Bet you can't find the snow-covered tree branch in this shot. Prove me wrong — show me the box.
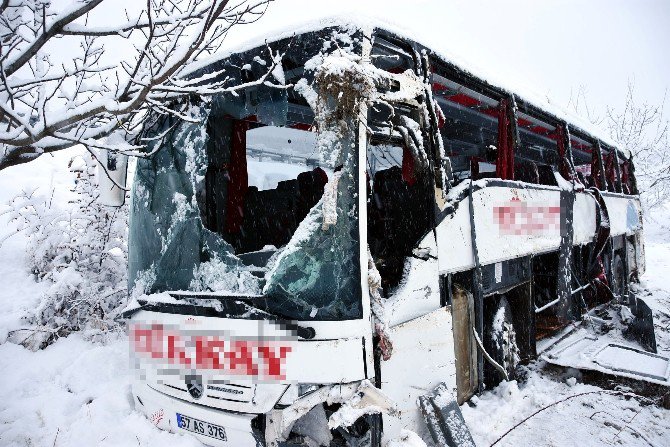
[569,82,669,209]
[604,83,669,209]
[0,0,274,170]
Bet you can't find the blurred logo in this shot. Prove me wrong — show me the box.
[130,323,293,380]
[149,409,164,425]
[494,198,560,235]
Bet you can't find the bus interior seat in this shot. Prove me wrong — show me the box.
[574,171,584,185]
[297,168,328,216]
[238,167,327,254]
[476,171,498,180]
[584,174,594,188]
[537,164,558,186]
[514,160,540,184]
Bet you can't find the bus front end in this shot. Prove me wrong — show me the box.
[124,27,389,446]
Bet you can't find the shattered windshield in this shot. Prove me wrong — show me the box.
[128,93,362,321]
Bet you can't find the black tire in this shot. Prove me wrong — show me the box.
[484,296,520,386]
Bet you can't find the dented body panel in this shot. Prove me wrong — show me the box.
[380,308,458,444]
[436,182,642,275]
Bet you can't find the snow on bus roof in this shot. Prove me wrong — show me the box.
[185,15,628,157]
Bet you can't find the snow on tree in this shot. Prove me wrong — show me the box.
[0,0,274,171]
[604,84,669,210]
[568,82,669,209]
[1,152,128,349]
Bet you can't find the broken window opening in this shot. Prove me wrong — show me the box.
[201,116,330,260]
[602,148,620,193]
[620,159,635,195]
[430,74,502,185]
[367,138,433,293]
[570,134,598,188]
[514,110,564,186]
[130,90,362,320]
[371,35,415,74]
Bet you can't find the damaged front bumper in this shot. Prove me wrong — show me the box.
[133,381,262,446]
[132,379,396,447]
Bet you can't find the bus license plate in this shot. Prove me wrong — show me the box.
[176,413,227,441]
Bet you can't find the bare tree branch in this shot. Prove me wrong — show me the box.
[568,80,669,209]
[0,0,276,170]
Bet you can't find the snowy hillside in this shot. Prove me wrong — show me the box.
[1,153,669,447]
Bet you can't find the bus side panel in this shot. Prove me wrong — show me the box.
[603,195,643,237]
[436,185,609,275]
[380,307,457,445]
[435,193,475,274]
[472,186,562,265]
[437,186,564,274]
[573,192,598,244]
[636,230,646,276]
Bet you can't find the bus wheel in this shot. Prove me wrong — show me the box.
[611,254,626,301]
[485,296,520,385]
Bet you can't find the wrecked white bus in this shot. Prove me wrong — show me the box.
[120,21,651,446]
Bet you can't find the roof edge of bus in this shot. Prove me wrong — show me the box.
[182,15,630,159]
[182,15,377,77]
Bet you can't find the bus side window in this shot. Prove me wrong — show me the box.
[600,147,635,194]
[620,158,636,194]
[367,142,433,292]
[571,135,596,188]
[431,75,546,185]
[603,148,618,192]
[431,74,500,184]
[515,110,561,186]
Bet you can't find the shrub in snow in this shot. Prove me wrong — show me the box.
[3,153,128,349]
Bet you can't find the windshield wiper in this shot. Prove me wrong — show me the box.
[123,293,316,340]
[228,296,317,340]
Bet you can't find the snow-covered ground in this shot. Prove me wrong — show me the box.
[637,203,670,358]
[1,154,669,446]
[461,367,670,446]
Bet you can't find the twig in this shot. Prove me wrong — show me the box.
[52,427,60,447]
[590,409,655,447]
[489,390,654,446]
